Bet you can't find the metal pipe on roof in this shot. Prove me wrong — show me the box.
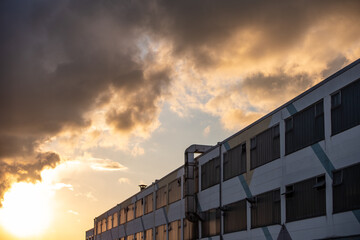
[184,144,213,222]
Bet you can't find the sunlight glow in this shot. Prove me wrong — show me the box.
[0,182,53,238]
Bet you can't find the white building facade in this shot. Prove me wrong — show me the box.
[86,59,360,240]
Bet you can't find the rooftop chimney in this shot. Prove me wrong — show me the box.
[139,184,147,191]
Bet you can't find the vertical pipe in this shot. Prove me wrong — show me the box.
[184,145,213,222]
[218,142,223,240]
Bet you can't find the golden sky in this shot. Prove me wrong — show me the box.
[1,0,360,239]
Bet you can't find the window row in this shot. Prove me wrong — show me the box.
[202,79,360,189]
[119,228,152,240]
[95,178,182,234]
[215,189,280,236]
[95,162,359,238]
[205,163,360,237]
[116,219,196,240]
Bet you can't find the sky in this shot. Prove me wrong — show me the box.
[0,0,360,239]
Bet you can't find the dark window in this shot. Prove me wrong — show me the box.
[250,124,280,169]
[168,178,181,204]
[223,143,246,181]
[155,224,166,240]
[168,220,181,240]
[201,208,220,238]
[224,199,247,233]
[285,100,325,155]
[333,163,360,213]
[286,175,326,222]
[156,186,167,209]
[251,189,280,228]
[184,219,198,240]
[201,157,220,190]
[331,78,360,135]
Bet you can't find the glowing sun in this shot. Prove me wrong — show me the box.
[0,182,53,238]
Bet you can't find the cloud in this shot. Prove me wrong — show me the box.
[203,126,211,137]
[156,0,360,130]
[131,144,145,157]
[0,152,60,206]
[240,72,314,111]
[0,0,170,203]
[154,0,360,69]
[52,183,74,191]
[1,0,360,206]
[118,178,130,184]
[90,158,127,172]
[221,109,264,131]
[67,210,79,215]
[75,192,98,202]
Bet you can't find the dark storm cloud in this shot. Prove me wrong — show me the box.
[241,72,314,107]
[106,67,171,133]
[0,0,169,150]
[154,0,360,68]
[321,55,348,79]
[0,0,169,202]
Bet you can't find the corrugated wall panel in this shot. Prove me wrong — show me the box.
[201,157,220,190]
[145,228,153,240]
[145,193,153,214]
[168,220,181,240]
[251,189,280,228]
[285,100,324,155]
[250,125,280,169]
[224,143,246,181]
[155,224,166,240]
[333,163,360,213]
[201,208,220,238]
[184,219,197,240]
[332,78,360,135]
[168,178,181,204]
[286,176,326,222]
[224,199,247,233]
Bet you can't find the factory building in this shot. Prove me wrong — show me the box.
[86,58,360,240]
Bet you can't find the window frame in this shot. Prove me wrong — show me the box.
[201,156,221,190]
[331,90,342,109]
[332,163,360,214]
[250,188,281,229]
[285,174,326,222]
[285,100,325,155]
[223,142,246,181]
